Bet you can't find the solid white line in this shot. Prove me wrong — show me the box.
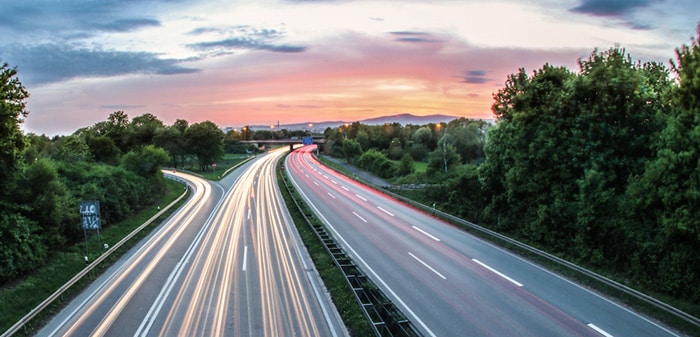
[587,323,614,337]
[242,246,248,271]
[341,186,349,191]
[355,194,367,201]
[472,259,523,287]
[412,226,440,241]
[327,192,336,199]
[409,252,447,280]
[377,206,394,217]
[352,211,367,223]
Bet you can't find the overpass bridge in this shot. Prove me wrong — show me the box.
[242,136,325,151]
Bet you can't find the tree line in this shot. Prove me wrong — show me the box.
[324,31,700,305]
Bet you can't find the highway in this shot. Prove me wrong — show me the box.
[286,145,679,337]
[38,148,343,337]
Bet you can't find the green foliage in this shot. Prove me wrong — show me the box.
[185,120,224,171]
[0,212,45,282]
[341,138,362,163]
[0,63,29,190]
[86,135,120,165]
[357,149,396,178]
[396,152,415,176]
[121,145,170,177]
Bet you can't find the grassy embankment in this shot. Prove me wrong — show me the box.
[0,178,188,336]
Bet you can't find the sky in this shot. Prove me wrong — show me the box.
[1,0,698,135]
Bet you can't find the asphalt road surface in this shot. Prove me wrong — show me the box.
[286,145,679,337]
[37,148,344,337]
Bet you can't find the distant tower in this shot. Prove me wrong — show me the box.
[277,120,280,129]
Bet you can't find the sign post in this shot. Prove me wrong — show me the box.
[80,201,101,262]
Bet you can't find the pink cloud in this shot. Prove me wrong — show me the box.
[24,31,588,134]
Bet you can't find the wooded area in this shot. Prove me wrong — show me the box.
[324,32,700,307]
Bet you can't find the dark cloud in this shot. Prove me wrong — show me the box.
[188,26,307,53]
[571,0,652,16]
[461,70,491,84]
[0,1,163,39]
[390,31,440,43]
[94,18,161,32]
[189,37,306,52]
[2,44,199,86]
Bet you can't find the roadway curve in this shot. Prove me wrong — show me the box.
[286,145,679,337]
[38,149,344,337]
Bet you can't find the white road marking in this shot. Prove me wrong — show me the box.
[412,226,440,241]
[352,211,367,223]
[247,208,251,220]
[408,252,446,280]
[289,177,438,337]
[377,206,394,216]
[341,186,349,191]
[355,194,367,201]
[472,259,523,287]
[587,323,614,337]
[242,246,248,271]
[327,192,336,199]
[331,180,338,184]
[313,181,319,186]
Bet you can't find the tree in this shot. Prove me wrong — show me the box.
[624,28,700,300]
[0,63,29,192]
[54,135,91,163]
[127,113,164,148]
[388,137,404,160]
[154,126,186,167]
[121,145,170,177]
[356,130,369,151]
[104,111,130,152]
[396,152,415,176]
[342,139,362,164]
[87,135,120,165]
[185,121,224,171]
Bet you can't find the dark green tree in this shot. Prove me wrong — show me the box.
[342,139,362,164]
[121,145,170,177]
[185,121,224,171]
[396,152,415,176]
[0,63,29,192]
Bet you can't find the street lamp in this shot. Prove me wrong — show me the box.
[436,123,447,173]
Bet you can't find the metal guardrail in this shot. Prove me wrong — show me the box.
[318,155,700,329]
[1,177,189,337]
[280,166,422,337]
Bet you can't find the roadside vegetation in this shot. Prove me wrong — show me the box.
[1,25,699,337]
[320,31,700,334]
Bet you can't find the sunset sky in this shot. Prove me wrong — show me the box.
[1,0,698,135]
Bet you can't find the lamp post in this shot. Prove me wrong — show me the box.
[436,123,447,173]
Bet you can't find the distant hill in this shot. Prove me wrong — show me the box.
[242,113,463,132]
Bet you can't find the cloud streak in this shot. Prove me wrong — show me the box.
[3,44,199,86]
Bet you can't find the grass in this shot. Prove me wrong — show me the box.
[0,178,189,336]
[179,153,253,180]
